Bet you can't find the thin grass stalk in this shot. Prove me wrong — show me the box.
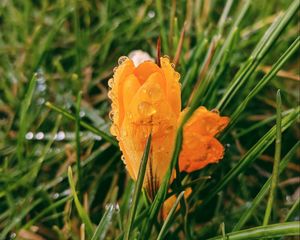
[45,101,118,146]
[263,90,282,225]
[156,191,185,240]
[75,91,82,200]
[208,221,300,240]
[124,134,152,240]
[17,74,37,165]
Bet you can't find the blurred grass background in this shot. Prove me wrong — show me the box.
[0,0,299,239]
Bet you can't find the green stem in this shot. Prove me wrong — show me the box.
[263,90,282,225]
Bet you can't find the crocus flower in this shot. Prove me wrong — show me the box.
[108,56,229,200]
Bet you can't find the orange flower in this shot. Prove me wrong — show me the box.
[108,56,229,199]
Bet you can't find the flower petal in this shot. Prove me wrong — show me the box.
[109,59,135,136]
[179,107,229,173]
[161,57,181,117]
[122,74,141,115]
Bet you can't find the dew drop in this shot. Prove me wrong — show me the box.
[211,108,219,114]
[121,155,126,162]
[108,78,114,88]
[138,102,156,117]
[113,67,118,73]
[118,56,129,65]
[147,85,161,101]
[10,233,16,239]
[171,63,175,68]
[174,72,180,80]
[109,111,114,120]
[35,132,44,140]
[163,55,170,60]
[25,132,34,140]
[110,124,118,136]
[56,131,65,141]
[107,91,114,99]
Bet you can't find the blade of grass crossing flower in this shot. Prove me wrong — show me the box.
[141,107,197,238]
[217,0,299,111]
[201,107,299,206]
[45,101,118,146]
[124,134,152,240]
[75,91,82,200]
[91,204,115,240]
[263,90,282,226]
[285,198,300,222]
[68,166,94,238]
[141,125,184,238]
[156,191,185,240]
[222,37,300,137]
[17,74,37,165]
[208,222,300,240]
[232,141,299,231]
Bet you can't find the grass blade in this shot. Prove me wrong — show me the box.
[91,204,116,240]
[208,221,300,240]
[124,134,152,240]
[45,101,118,146]
[285,198,300,222]
[75,91,82,200]
[157,191,185,240]
[263,90,282,225]
[68,166,94,238]
[17,74,37,164]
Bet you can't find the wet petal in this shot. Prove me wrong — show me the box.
[161,57,181,117]
[109,59,135,136]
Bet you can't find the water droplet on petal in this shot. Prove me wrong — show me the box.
[138,102,156,117]
[147,85,161,101]
[211,108,219,114]
[110,124,118,136]
[113,67,118,73]
[121,155,126,162]
[171,63,175,68]
[118,56,129,65]
[108,78,114,88]
[109,111,114,120]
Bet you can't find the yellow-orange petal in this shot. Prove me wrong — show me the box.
[109,58,135,136]
[162,188,192,220]
[122,74,141,115]
[179,136,224,172]
[161,57,181,117]
[178,106,229,173]
[133,61,165,88]
[119,73,177,190]
[183,106,229,137]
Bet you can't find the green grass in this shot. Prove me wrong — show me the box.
[0,0,299,239]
